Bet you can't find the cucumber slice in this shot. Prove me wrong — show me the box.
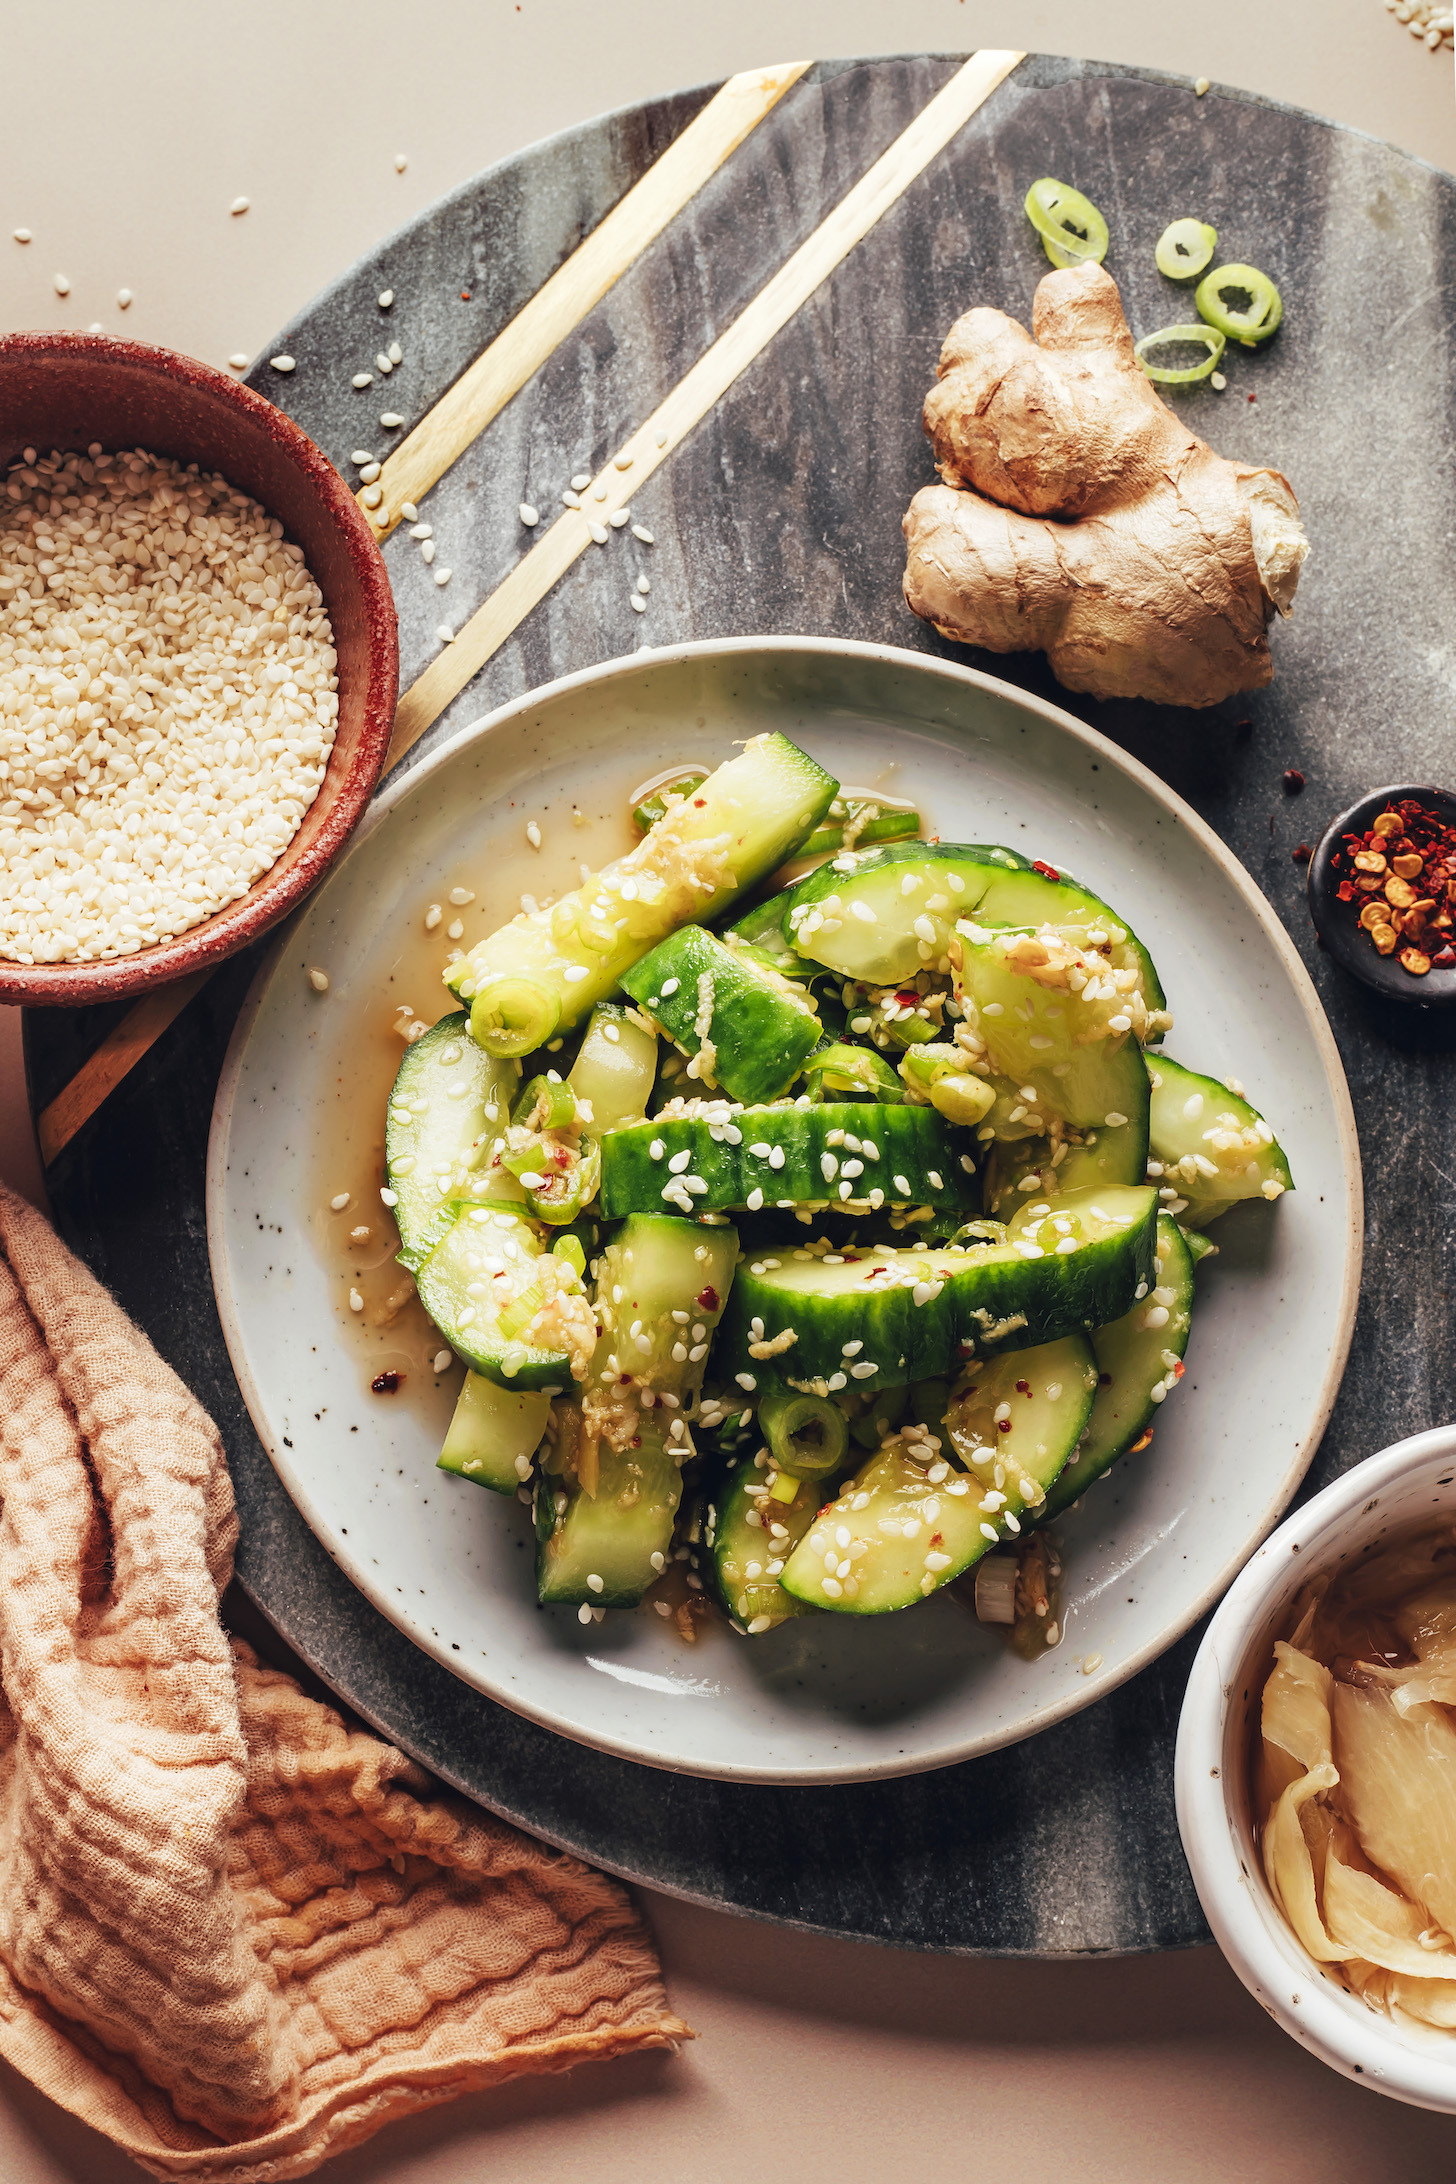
[804,1043,905,1102]
[385,1013,518,1271]
[1040,1213,1194,1520]
[415,1206,596,1391]
[955,925,1158,1131]
[450,732,838,1053]
[437,1372,551,1494]
[782,842,1166,1019]
[702,1458,827,1631]
[779,1333,1096,1614]
[723,888,814,979]
[621,925,821,1105]
[1146,1055,1293,1227]
[598,1100,977,1221]
[983,1109,1150,1216]
[715,1183,1159,1397]
[535,1215,738,1606]
[566,1003,659,1132]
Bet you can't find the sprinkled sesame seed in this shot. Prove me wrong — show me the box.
[228,352,249,370]
[577,1604,593,1624]
[400,502,419,522]
[52,272,70,295]
[117,287,132,307]
[12,228,31,243]
[609,509,630,528]
[394,152,408,172]
[526,820,541,848]
[361,484,383,508]
[348,1288,364,1313]
[352,371,373,388]
[436,624,454,644]
[378,289,394,307]
[380,411,404,428]
[632,523,655,544]
[359,461,381,483]
[271,354,296,372]
[519,502,539,526]
[589,522,609,545]
[433,566,452,586]
[230,196,250,215]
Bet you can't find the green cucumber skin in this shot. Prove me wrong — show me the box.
[620,925,821,1106]
[1146,1054,1293,1226]
[981,1048,1151,1216]
[715,1184,1159,1397]
[438,1372,551,1494]
[447,732,839,1045]
[598,1101,977,1221]
[385,1014,518,1271]
[956,935,1156,1134]
[566,1003,659,1134]
[535,1216,739,1606]
[415,1207,579,1392]
[780,842,1165,1015]
[701,1459,825,1630]
[1040,1214,1194,1520]
[780,1333,1096,1614]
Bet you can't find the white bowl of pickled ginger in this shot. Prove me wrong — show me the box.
[1178,1423,1456,2110]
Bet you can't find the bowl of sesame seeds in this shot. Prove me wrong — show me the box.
[0,331,398,1003]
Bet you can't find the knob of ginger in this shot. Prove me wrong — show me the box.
[902,263,1308,708]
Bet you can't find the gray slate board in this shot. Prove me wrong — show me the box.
[25,53,1456,1954]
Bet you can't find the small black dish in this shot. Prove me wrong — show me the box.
[1308,783,1456,1008]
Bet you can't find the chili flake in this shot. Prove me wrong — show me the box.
[1332,796,1456,977]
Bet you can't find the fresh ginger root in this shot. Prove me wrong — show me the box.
[902,263,1308,707]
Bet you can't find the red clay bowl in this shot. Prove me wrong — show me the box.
[0,332,398,1006]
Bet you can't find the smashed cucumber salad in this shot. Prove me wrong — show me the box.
[383,732,1292,1639]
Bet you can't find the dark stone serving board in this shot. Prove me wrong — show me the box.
[25,55,1456,1955]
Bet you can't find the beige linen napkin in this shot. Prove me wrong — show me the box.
[0,1183,687,2179]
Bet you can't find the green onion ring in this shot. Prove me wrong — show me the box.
[758,1391,849,1481]
[1194,263,1283,346]
[1155,218,1217,281]
[1134,324,1227,386]
[469,974,562,1057]
[1023,178,1110,270]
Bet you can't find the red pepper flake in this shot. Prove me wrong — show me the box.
[696,1286,720,1312]
[693,797,706,807]
[1335,796,1456,977]
[370,1370,403,1394]
[460,290,472,301]
[894,990,921,1009]
[1098,1372,1114,1387]
[1129,1427,1155,1452]
[1247,392,1257,403]
[1172,1360,1186,1380]
[997,1417,1011,1432]
[1031,859,1061,882]
[1015,1379,1032,1397]
[1282,769,1305,794]
[1292,843,1311,863]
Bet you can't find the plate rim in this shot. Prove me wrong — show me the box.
[207,632,1364,1784]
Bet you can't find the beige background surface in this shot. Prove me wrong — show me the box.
[1,5,1453,2178]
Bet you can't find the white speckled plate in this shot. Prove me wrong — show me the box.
[207,637,1361,1783]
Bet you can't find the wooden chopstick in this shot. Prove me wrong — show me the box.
[362,63,812,544]
[37,49,1026,1165]
[387,49,1025,769]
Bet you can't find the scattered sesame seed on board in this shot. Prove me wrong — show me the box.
[52,273,69,295]
[227,353,249,370]
[519,503,539,527]
[435,624,454,644]
[1193,75,1210,94]
[400,501,418,521]
[12,229,31,243]
[378,289,394,308]
[375,352,393,375]
[629,595,646,613]
[394,152,408,172]
[116,288,132,307]
[433,567,452,587]
[632,523,655,544]
[271,354,295,372]
[380,412,403,428]
[636,575,651,594]
[352,371,373,388]
[229,195,250,215]
[589,523,608,546]
[571,473,591,492]
[419,538,435,562]
[388,341,403,365]
[359,462,381,483]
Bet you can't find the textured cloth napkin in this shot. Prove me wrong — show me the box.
[0,1183,687,2179]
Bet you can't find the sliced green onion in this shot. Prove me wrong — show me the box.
[552,1232,587,1278]
[1134,323,1227,386]
[1024,178,1109,270]
[1195,263,1283,347]
[511,1074,579,1130]
[799,804,922,858]
[896,1042,996,1125]
[1155,219,1217,281]
[801,1042,905,1102]
[631,769,707,831]
[503,1134,600,1226]
[470,975,561,1057]
[497,1280,545,1343]
[759,1392,849,1481]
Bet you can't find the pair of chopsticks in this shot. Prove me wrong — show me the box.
[36,50,1025,1167]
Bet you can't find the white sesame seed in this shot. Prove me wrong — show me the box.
[1210,371,1227,390]
[52,272,70,295]
[434,567,452,586]
[228,352,249,369]
[12,228,31,243]
[400,502,418,522]
[589,523,609,545]
[348,1288,364,1312]
[436,624,454,644]
[361,484,383,508]
[269,355,298,373]
[388,341,403,365]
[577,1604,593,1624]
[418,537,435,562]
[352,371,373,388]
[394,152,408,172]
[519,503,539,526]
[609,510,630,528]
[632,523,655,544]
[380,411,404,427]
[230,195,250,215]
[376,353,393,375]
